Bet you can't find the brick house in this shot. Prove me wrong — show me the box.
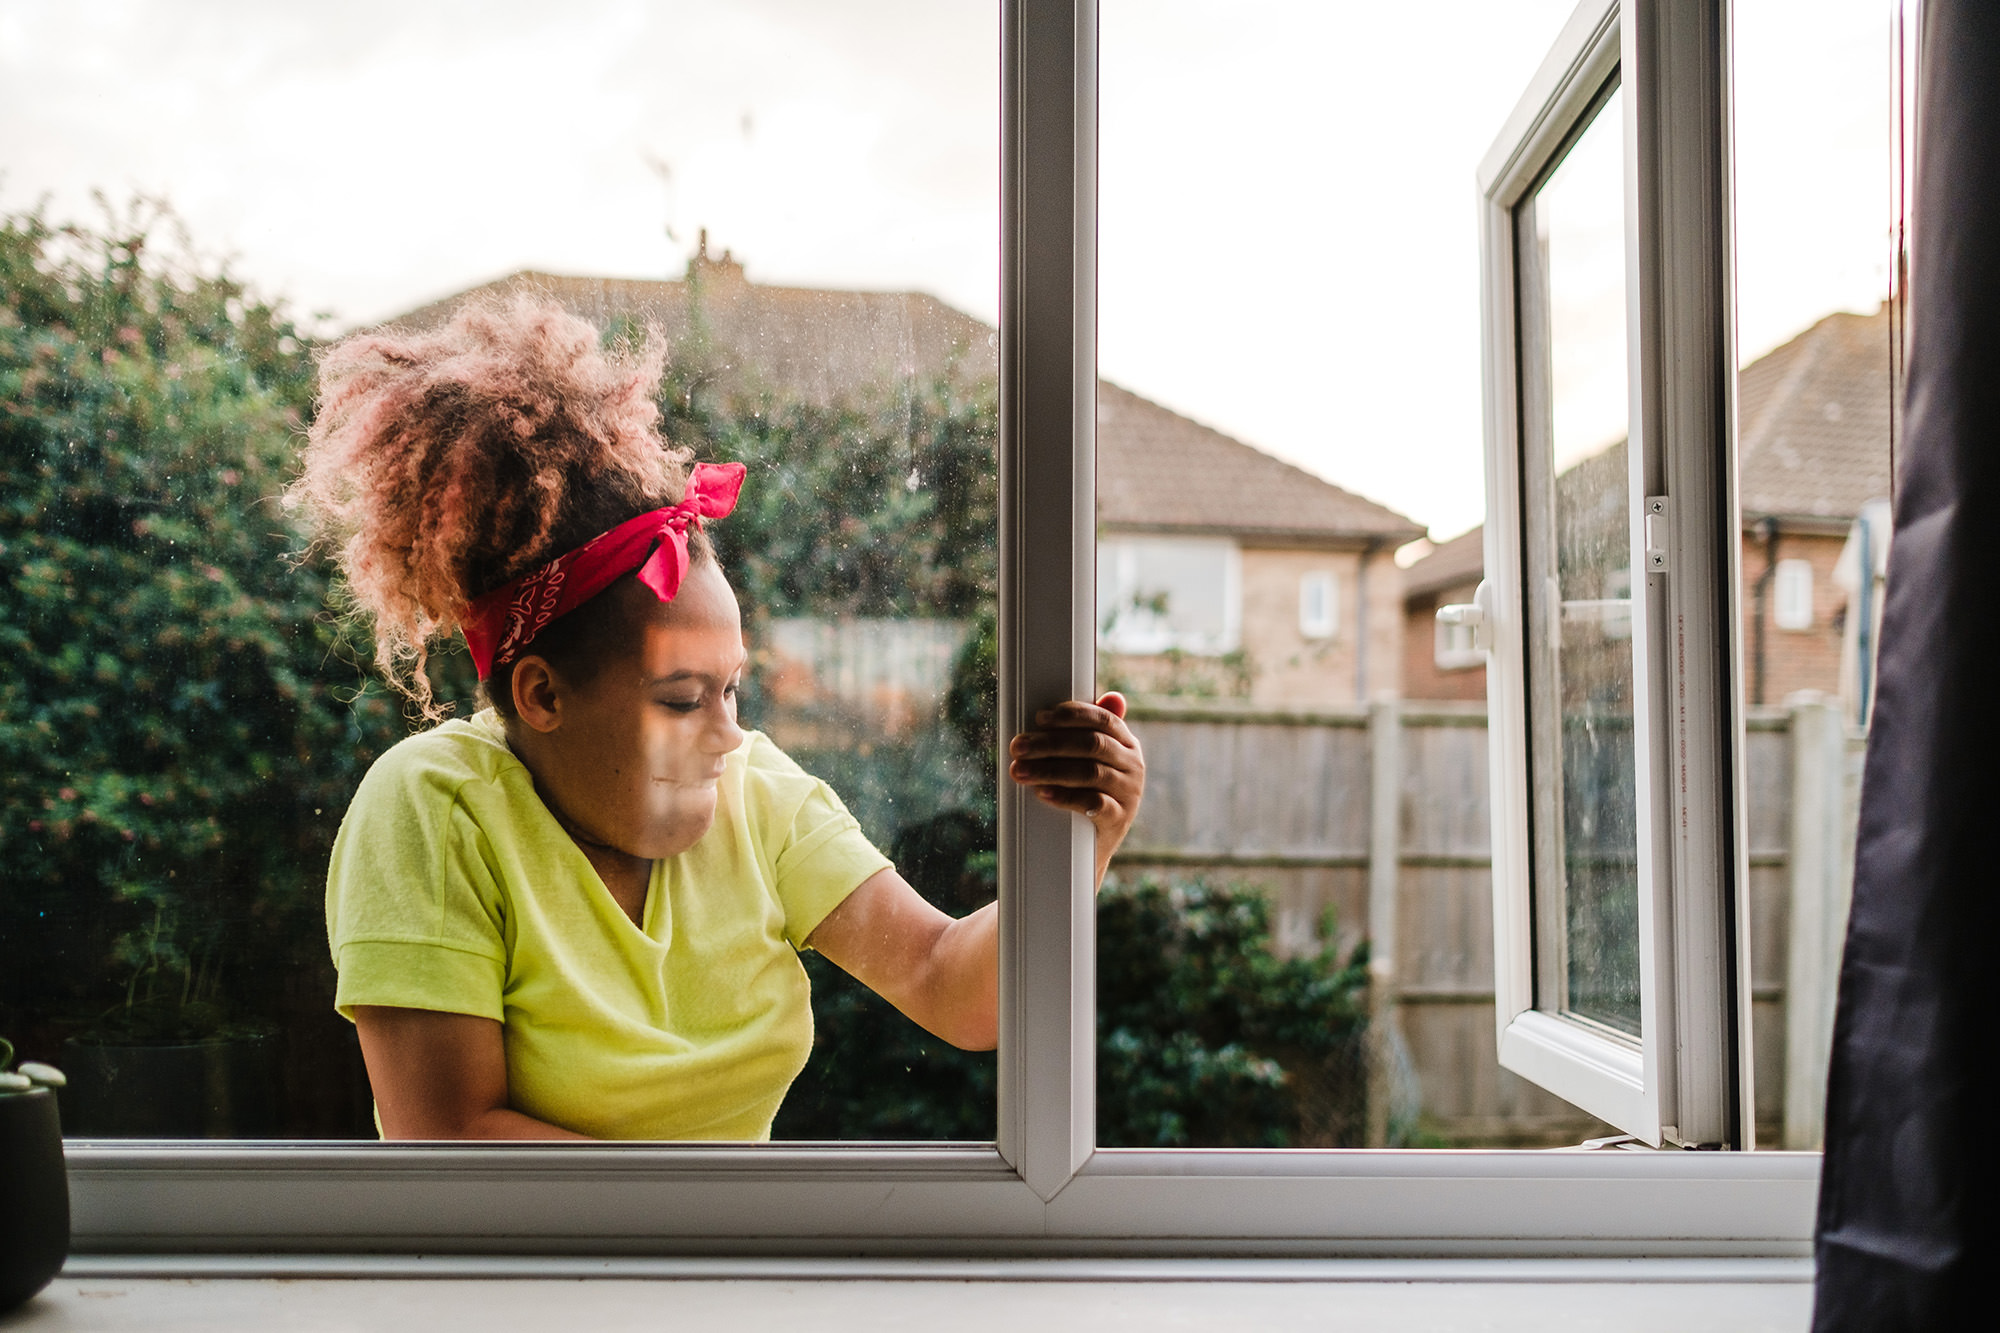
[1400,306,1897,703]
[1095,384,1423,707]
[404,244,1424,709]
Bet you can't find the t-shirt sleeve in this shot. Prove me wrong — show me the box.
[325,750,509,1024]
[750,739,893,949]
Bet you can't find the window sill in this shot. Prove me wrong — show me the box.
[18,1258,1815,1332]
[62,1141,1820,1259]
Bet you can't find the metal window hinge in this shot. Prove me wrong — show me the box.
[1644,495,1670,573]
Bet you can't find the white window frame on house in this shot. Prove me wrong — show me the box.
[65,0,1811,1264]
[1096,534,1243,655]
[1774,558,1814,631]
[1471,0,1754,1150]
[1298,570,1338,640]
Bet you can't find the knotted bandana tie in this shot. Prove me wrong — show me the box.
[459,460,746,680]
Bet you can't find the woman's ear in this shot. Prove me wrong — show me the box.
[510,656,565,733]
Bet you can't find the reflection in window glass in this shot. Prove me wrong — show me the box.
[1508,83,1644,1040]
[0,2,998,1142]
[1773,559,1815,630]
[1735,0,1905,1150]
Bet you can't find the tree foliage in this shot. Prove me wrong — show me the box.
[656,353,999,624]
[0,202,403,1058]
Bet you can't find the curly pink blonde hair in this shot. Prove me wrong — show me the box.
[289,296,694,711]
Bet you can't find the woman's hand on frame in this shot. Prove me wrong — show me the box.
[1007,691,1145,887]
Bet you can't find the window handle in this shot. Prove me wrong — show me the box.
[1436,579,1495,653]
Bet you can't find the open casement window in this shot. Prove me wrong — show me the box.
[1467,0,1753,1148]
[62,0,1814,1260]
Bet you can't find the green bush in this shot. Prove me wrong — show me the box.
[0,203,399,1122]
[1097,875,1370,1147]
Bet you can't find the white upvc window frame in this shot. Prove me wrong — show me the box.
[66,0,1810,1261]
[1476,0,1753,1150]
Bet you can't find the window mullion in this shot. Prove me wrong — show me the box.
[1624,0,1749,1149]
[998,0,1099,1200]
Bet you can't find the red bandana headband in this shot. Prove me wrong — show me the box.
[460,460,747,680]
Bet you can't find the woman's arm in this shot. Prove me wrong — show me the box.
[808,691,1145,1050]
[808,870,996,1050]
[352,1005,588,1140]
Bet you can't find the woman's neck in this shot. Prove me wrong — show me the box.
[503,716,652,926]
[575,839,652,927]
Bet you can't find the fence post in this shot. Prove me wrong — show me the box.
[1366,699,1403,1147]
[1784,698,1855,1149]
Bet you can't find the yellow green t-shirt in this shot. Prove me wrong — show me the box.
[324,710,890,1140]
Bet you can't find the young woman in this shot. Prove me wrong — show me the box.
[292,299,1143,1140]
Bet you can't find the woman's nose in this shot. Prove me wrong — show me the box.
[706,701,746,753]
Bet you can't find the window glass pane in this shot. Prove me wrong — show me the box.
[0,1,997,1143]
[1520,86,1642,1039]
[1734,0,1905,1149]
[1098,0,1601,1149]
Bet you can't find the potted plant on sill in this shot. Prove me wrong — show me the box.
[0,1038,69,1313]
[60,900,278,1139]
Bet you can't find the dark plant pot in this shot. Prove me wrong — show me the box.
[60,1036,278,1139]
[0,1088,70,1313]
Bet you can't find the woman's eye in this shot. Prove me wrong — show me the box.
[661,699,702,714]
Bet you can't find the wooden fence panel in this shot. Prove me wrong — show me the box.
[1398,716,1491,859]
[1123,715,1370,859]
[1395,866,1493,994]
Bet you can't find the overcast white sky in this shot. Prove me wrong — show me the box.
[0,0,1900,540]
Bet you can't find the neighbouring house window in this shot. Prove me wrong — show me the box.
[1298,571,1338,640]
[1774,558,1814,630]
[1096,536,1241,656]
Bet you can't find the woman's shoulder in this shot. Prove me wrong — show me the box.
[735,729,807,781]
[353,709,521,811]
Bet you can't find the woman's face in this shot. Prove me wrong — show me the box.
[522,561,748,861]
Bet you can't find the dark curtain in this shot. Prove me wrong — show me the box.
[1813,2,2000,1326]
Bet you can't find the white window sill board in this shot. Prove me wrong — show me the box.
[11,1259,1814,1332]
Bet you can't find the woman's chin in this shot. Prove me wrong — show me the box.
[640,799,719,859]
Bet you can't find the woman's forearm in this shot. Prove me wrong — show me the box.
[920,900,998,1051]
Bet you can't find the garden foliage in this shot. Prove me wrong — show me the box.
[0,203,403,1068]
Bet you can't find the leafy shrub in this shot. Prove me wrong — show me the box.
[0,202,396,1128]
[1097,875,1370,1148]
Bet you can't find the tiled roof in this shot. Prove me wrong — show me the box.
[1397,306,1898,603]
[1095,381,1424,545]
[394,262,1421,545]
[1401,525,1485,599]
[1738,306,1897,522]
[391,260,998,408]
